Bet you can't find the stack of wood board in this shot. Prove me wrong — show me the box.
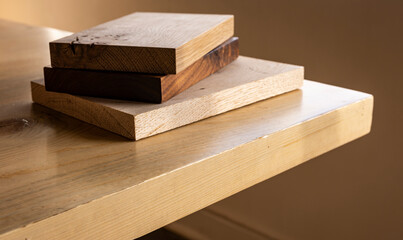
[45,37,239,103]
[46,12,237,103]
[32,12,305,140]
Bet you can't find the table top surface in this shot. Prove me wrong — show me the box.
[0,19,373,240]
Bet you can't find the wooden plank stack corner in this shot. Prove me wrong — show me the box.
[32,12,304,140]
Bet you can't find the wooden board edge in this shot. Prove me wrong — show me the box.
[176,15,234,73]
[134,67,304,140]
[160,36,239,102]
[0,93,373,240]
[49,42,177,74]
[43,65,165,103]
[31,81,136,140]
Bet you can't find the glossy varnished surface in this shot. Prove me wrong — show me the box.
[0,20,373,239]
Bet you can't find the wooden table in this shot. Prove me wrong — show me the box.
[0,20,373,240]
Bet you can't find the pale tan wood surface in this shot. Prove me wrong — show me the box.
[50,12,234,74]
[0,20,373,240]
[32,56,304,140]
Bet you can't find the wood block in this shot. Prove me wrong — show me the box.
[44,37,239,103]
[49,12,234,74]
[32,56,304,140]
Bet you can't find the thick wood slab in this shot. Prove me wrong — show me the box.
[3,81,374,240]
[50,12,234,74]
[33,56,304,140]
[44,37,239,103]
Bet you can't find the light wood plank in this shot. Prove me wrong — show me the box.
[50,12,234,74]
[33,56,304,140]
[1,81,373,240]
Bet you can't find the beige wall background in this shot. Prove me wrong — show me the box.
[1,0,402,239]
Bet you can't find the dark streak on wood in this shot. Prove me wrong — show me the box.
[0,118,34,134]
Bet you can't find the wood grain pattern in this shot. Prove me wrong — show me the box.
[34,56,304,140]
[2,82,374,240]
[49,12,234,74]
[0,20,373,240]
[44,37,239,103]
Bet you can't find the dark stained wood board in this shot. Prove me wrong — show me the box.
[44,37,239,103]
[49,12,234,74]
